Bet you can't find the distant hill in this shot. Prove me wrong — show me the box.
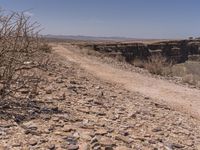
[43,34,160,42]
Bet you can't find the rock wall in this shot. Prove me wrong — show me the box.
[83,40,200,63]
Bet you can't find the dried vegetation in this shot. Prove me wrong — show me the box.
[0,10,51,112]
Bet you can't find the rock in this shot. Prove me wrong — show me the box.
[165,143,185,149]
[80,133,92,141]
[99,137,116,147]
[93,145,101,150]
[67,145,79,150]
[79,143,90,150]
[0,122,15,128]
[94,111,106,116]
[196,145,200,150]
[152,127,162,132]
[46,89,52,94]
[23,121,38,131]
[90,137,98,144]
[54,131,67,136]
[0,146,7,150]
[105,146,114,150]
[115,135,133,144]
[12,143,21,147]
[52,117,59,122]
[128,112,137,118]
[47,144,56,150]
[82,119,89,125]
[63,136,77,145]
[94,100,103,105]
[61,143,69,149]
[90,137,101,150]
[40,138,48,143]
[59,93,66,100]
[63,125,75,132]
[115,146,132,150]
[95,129,108,135]
[91,142,100,149]
[77,108,90,114]
[70,80,78,84]
[29,139,38,146]
[119,130,129,136]
[185,140,193,146]
[20,89,29,94]
[73,132,80,139]
[56,78,64,83]
[44,128,50,134]
[171,143,184,148]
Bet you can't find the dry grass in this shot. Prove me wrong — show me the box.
[172,61,200,87]
[144,54,172,75]
[131,58,145,68]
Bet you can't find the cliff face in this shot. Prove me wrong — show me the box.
[148,40,200,62]
[83,40,200,63]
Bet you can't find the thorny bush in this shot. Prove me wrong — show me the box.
[0,10,51,101]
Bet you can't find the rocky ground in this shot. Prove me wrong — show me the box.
[0,50,200,150]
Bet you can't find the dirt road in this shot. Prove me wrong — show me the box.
[53,44,200,119]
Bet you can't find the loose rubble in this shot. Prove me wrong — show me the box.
[0,52,200,150]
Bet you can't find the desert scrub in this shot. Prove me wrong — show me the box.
[40,43,52,53]
[131,57,145,68]
[172,61,200,87]
[144,54,172,75]
[0,10,50,100]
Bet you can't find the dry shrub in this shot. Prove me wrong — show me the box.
[182,74,199,86]
[171,64,187,77]
[114,54,125,62]
[0,10,50,100]
[171,61,200,87]
[144,54,172,75]
[131,58,145,68]
[40,42,52,53]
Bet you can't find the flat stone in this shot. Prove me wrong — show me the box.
[12,143,21,147]
[115,146,132,150]
[63,125,75,132]
[93,145,101,150]
[54,131,67,136]
[73,132,80,139]
[91,142,100,149]
[172,143,184,148]
[67,144,79,150]
[80,132,92,141]
[152,127,162,132]
[105,147,114,150]
[196,145,200,150]
[23,122,38,130]
[95,129,108,135]
[63,136,77,145]
[115,135,133,144]
[99,137,116,147]
[56,78,64,83]
[90,137,98,144]
[79,143,90,150]
[47,144,55,150]
[46,89,52,94]
[29,139,38,146]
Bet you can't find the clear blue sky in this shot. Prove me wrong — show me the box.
[1,0,200,39]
